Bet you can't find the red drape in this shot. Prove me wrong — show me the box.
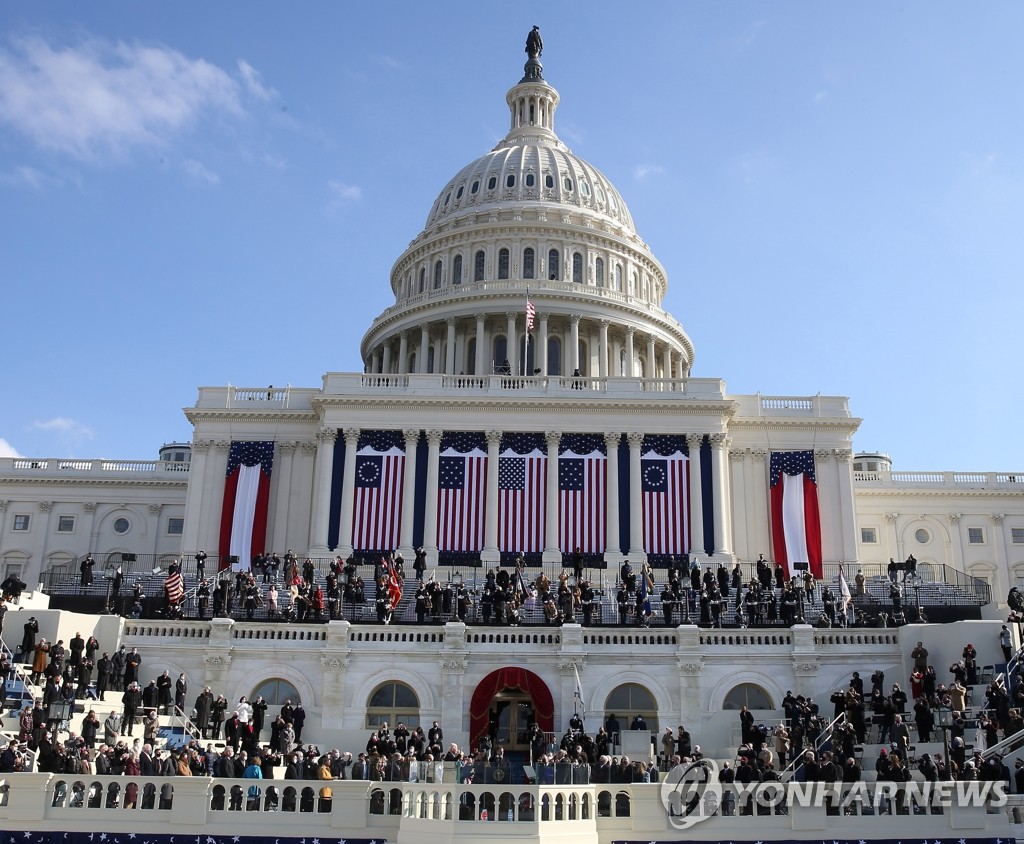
[469,666,553,749]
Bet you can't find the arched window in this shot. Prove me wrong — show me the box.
[595,258,605,287]
[604,683,658,732]
[466,338,477,375]
[523,248,535,279]
[506,174,516,188]
[572,252,583,283]
[547,337,562,376]
[367,681,420,729]
[474,250,485,282]
[578,339,588,376]
[492,336,508,372]
[498,248,510,280]
[251,678,301,707]
[614,264,623,292]
[525,173,535,187]
[722,683,773,711]
[545,174,554,189]
[433,260,442,289]
[547,249,560,280]
[453,254,463,285]
[427,346,435,373]
[487,176,497,190]
[418,267,425,293]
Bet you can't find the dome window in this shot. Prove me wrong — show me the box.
[474,250,485,282]
[572,252,583,283]
[498,248,510,280]
[545,174,554,189]
[548,249,560,280]
[563,177,573,192]
[418,268,426,293]
[434,260,443,289]
[525,173,535,187]
[506,174,516,188]
[453,254,463,285]
[608,193,617,211]
[444,192,451,206]
[487,176,497,191]
[581,181,591,197]
[596,186,606,202]
[456,186,464,200]
[595,257,605,287]
[523,248,535,280]
[471,180,480,194]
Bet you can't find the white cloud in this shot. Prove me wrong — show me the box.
[374,54,403,70]
[182,158,220,186]
[30,416,94,450]
[0,164,60,190]
[327,180,362,207]
[0,438,21,458]
[237,59,275,101]
[633,164,665,181]
[0,35,242,160]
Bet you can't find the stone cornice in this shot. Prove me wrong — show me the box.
[0,477,190,490]
[183,409,319,425]
[854,487,1024,499]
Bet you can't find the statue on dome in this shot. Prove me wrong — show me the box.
[526,26,543,59]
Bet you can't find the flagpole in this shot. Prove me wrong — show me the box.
[523,286,530,378]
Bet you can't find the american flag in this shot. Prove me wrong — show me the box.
[526,295,536,331]
[218,440,275,570]
[164,571,184,604]
[770,450,822,578]
[499,432,546,553]
[641,435,690,555]
[558,434,606,553]
[352,430,406,551]
[437,432,487,551]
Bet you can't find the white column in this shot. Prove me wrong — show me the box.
[646,334,656,381]
[181,439,211,555]
[627,432,645,557]
[834,449,859,563]
[538,315,549,375]
[370,350,381,374]
[271,441,296,552]
[474,313,486,375]
[543,431,561,562]
[381,340,392,374]
[207,441,231,555]
[337,428,360,557]
[308,428,338,556]
[398,331,409,375]
[482,430,502,563]
[708,434,732,560]
[604,432,621,563]
[398,429,420,558]
[570,314,581,373]
[624,326,635,378]
[418,325,429,374]
[506,312,518,375]
[423,430,443,561]
[445,319,456,375]
[729,448,749,562]
[686,434,705,558]
[599,319,609,379]
[750,450,770,558]
[662,347,672,385]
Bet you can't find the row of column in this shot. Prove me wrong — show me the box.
[309,427,733,564]
[366,315,688,379]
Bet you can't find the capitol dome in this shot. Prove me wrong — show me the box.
[361,37,695,382]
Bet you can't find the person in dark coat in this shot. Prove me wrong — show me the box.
[20,618,38,662]
[156,671,173,715]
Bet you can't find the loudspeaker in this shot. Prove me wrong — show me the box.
[122,553,137,563]
[225,556,239,566]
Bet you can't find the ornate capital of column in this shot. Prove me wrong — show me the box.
[278,441,297,454]
[626,432,644,448]
[624,325,636,338]
[474,312,487,323]
[685,433,704,450]
[505,312,518,323]
[884,512,899,524]
[426,429,444,446]
[38,501,52,512]
[750,449,767,463]
[545,431,562,448]
[834,449,853,463]
[485,430,503,447]
[599,319,609,330]
[707,433,728,450]
[192,439,212,451]
[214,440,230,453]
[814,448,833,461]
[317,428,338,445]
[947,513,961,524]
[446,317,456,328]
[603,431,621,448]
[82,502,97,513]
[991,513,1006,523]
[569,313,582,325]
[148,503,163,515]
[342,428,360,446]
[300,440,318,455]
[399,329,409,340]
[0,500,8,512]
[403,428,421,446]
[729,448,746,462]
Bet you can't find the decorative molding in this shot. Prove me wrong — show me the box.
[793,660,820,675]
[883,513,899,524]
[626,432,645,448]
[317,428,338,445]
[192,439,212,451]
[676,659,705,675]
[403,428,421,445]
[750,449,767,463]
[729,448,746,462]
[991,513,1006,523]
[202,654,232,668]
[277,441,297,454]
[947,513,962,524]
[426,429,444,446]
[148,503,163,515]
[603,431,621,447]
[439,658,468,673]
[320,656,350,672]
[38,501,52,512]
[707,433,728,449]
[0,500,7,512]
[814,448,833,461]
[685,433,704,450]
[82,502,97,513]
[834,449,853,464]
[342,428,360,445]
[299,440,318,455]
[485,430,503,447]
[557,657,587,674]
[214,441,230,453]
[545,431,562,448]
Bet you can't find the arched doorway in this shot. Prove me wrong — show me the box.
[469,667,553,751]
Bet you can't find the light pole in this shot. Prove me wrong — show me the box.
[935,706,953,771]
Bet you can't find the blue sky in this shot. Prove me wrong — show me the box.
[1,2,1021,470]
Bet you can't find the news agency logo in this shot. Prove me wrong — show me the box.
[660,760,1007,829]
[660,758,722,829]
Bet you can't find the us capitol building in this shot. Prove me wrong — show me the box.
[0,29,1021,844]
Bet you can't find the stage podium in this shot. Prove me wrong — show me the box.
[619,730,654,761]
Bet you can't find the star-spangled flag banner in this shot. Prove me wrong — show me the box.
[640,435,690,555]
[558,433,606,554]
[352,429,406,552]
[218,441,275,571]
[770,450,823,579]
[437,432,487,552]
[498,432,547,553]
